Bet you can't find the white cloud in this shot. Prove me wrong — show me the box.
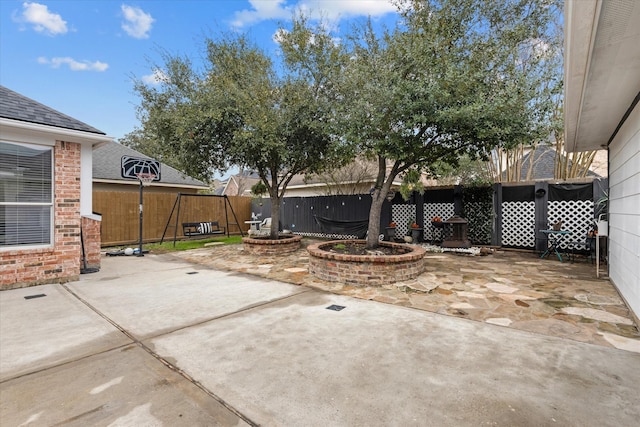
[17,2,68,36]
[141,69,167,85]
[121,5,154,39]
[232,0,291,28]
[38,56,109,72]
[232,0,396,28]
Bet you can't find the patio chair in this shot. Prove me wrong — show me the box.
[248,217,271,237]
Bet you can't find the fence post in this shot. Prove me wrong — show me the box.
[534,182,549,253]
[492,183,502,246]
[415,190,425,227]
[454,185,463,215]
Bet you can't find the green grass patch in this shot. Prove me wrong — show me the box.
[121,235,243,254]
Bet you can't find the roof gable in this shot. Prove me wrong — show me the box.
[0,85,105,135]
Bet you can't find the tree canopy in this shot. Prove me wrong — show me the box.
[127,20,349,238]
[333,0,563,246]
[126,0,562,247]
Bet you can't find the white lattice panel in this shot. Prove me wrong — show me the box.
[297,232,359,240]
[502,201,535,247]
[391,204,416,237]
[423,203,455,241]
[547,200,594,249]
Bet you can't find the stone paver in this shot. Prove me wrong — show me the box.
[172,239,640,352]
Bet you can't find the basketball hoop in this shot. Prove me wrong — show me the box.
[136,173,156,187]
[135,172,155,257]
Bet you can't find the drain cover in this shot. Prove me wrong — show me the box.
[24,294,46,300]
[326,304,345,311]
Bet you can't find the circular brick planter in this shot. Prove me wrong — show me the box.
[242,234,302,255]
[307,240,426,286]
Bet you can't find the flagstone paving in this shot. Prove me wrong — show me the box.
[171,239,640,353]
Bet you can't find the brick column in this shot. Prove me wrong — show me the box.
[81,215,102,270]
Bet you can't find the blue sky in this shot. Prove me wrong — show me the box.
[1,1,400,144]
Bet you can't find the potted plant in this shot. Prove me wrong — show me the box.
[386,221,397,241]
[408,220,422,243]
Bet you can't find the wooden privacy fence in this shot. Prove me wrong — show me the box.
[94,191,252,247]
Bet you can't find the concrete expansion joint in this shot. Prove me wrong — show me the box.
[59,283,260,427]
[0,342,134,384]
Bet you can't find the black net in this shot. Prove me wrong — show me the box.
[548,183,593,202]
[314,215,369,239]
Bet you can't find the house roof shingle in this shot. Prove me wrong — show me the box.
[93,141,207,188]
[519,145,600,181]
[0,85,106,135]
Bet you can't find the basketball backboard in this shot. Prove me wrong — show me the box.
[121,156,161,181]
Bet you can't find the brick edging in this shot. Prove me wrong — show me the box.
[242,235,302,255]
[307,240,426,262]
[307,240,426,286]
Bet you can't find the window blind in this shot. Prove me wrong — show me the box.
[0,141,53,247]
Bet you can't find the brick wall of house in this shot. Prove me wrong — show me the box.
[0,140,83,289]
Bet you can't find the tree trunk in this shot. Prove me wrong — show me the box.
[366,189,386,248]
[269,195,281,240]
[366,159,398,249]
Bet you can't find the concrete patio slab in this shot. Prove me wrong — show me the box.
[148,290,640,426]
[2,250,639,426]
[68,255,308,339]
[0,344,247,426]
[0,284,130,381]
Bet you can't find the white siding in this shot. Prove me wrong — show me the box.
[608,102,640,319]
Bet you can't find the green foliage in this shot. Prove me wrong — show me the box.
[127,1,561,248]
[596,191,609,209]
[595,190,608,216]
[430,155,494,186]
[128,17,352,238]
[338,0,562,247]
[462,186,494,244]
[251,181,268,196]
[399,169,425,201]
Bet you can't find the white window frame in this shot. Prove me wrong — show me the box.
[0,140,54,250]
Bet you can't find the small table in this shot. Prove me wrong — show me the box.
[540,229,572,262]
[245,220,262,232]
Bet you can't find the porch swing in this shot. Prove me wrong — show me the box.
[160,193,244,246]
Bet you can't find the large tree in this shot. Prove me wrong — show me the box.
[330,0,563,247]
[128,21,349,239]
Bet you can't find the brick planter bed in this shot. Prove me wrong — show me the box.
[242,234,302,255]
[307,240,426,286]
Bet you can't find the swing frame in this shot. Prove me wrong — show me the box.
[160,193,245,246]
